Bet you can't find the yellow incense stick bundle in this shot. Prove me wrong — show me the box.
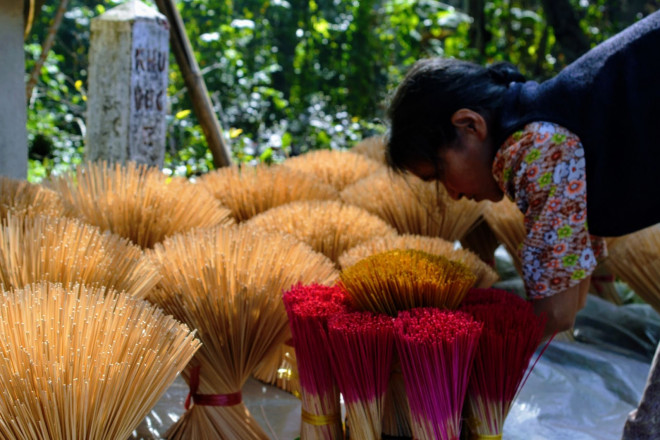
[0,282,200,440]
[282,149,383,191]
[482,198,525,274]
[338,234,498,289]
[245,200,398,264]
[0,214,160,298]
[350,135,387,164]
[53,161,234,248]
[339,249,476,316]
[604,224,660,313]
[341,169,485,241]
[147,226,338,439]
[198,164,339,222]
[0,176,64,220]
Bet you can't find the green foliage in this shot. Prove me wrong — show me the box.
[24,0,651,180]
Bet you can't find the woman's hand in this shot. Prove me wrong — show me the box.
[532,277,591,340]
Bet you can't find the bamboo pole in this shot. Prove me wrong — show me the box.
[154,0,232,168]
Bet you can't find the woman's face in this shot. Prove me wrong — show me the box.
[406,133,504,202]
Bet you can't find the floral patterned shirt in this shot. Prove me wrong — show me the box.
[492,122,607,299]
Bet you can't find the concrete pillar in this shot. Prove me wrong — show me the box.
[0,0,28,179]
[86,0,169,168]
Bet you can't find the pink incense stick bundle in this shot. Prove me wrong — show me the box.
[327,310,395,440]
[394,308,483,440]
[459,288,548,439]
[282,283,350,439]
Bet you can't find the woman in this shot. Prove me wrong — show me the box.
[385,9,660,439]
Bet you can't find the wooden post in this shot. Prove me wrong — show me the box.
[0,0,28,179]
[154,0,233,168]
[86,0,170,168]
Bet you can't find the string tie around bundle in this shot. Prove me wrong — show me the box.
[300,408,341,426]
[466,417,504,439]
[184,366,243,410]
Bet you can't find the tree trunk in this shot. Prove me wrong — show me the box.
[468,0,488,56]
[541,0,590,65]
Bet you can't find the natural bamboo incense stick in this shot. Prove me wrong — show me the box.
[53,160,234,248]
[394,308,482,440]
[339,249,476,316]
[460,288,547,439]
[283,149,383,191]
[147,226,338,439]
[248,200,396,392]
[248,202,393,391]
[459,217,501,268]
[0,282,200,440]
[0,176,64,220]
[198,163,339,222]
[0,214,160,298]
[337,234,498,288]
[258,340,302,397]
[282,283,350,440]
[482,198,526,274]
[245,200,397,264]
[350,135,387,164]
[327,310,395,440]
[340,168,485,241]
[604,224,660,313]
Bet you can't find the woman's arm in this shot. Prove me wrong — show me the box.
[532,276,591,339]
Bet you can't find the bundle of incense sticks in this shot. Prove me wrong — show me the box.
[340,168,485,241]
[245,200,397,264]
[605,225,660,313]
[340,250,477,438]
[350,135,387,164]
[249,200,396,391]
[249,200,396,392]
[460,288,548,439]
[459,217,501,268]
[339,249,476,315]
[0,282,200,440]
[394,308,483,440]
[53,161,234,248]
[327,310,395,440]
[0,176,63,220]
[198,164,339,222]
[148,226,338,439]
[282,283,350,439]
[482,198,525,274]
[282,149,383,191]
[337,233,498,288]
[0,214,160,298]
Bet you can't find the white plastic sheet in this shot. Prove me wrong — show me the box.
[131,294,658,439]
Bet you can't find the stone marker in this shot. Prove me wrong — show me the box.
[86,0,169,168]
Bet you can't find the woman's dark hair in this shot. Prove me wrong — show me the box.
[385,58,525,175]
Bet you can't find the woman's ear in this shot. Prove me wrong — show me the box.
[451,108,488,141]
